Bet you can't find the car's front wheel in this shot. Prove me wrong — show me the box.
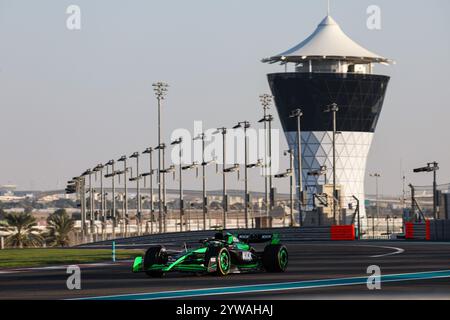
[205,246,231,276]
[143,246,167,278]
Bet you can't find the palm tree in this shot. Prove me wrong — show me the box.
[45,209,75,247]
[0,211,44,248]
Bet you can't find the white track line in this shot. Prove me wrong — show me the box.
[75,269,450,300]
[352,244,405,258]
[0,260,133,274]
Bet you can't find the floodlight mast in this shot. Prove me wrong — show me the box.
[153,81,169,234]
[259,94,272,221]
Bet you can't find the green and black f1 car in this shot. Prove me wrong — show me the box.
[132,232,288,277]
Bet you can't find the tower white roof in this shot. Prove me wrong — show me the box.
[263,15,391,64]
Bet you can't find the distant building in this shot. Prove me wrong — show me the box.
[0,185,27,202]
[0,184,16,196]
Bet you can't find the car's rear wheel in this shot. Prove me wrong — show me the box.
[262,244,288,272]
[205,246,231,276]
[143,246,167,278]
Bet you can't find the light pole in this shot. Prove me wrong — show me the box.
[141,171,155,233]
[402,175,406,209]
[247,159,264,228]
[324,103,339,225]
[155,143,168,232]
[162,144,167,231]
[259,94,272,222]
[308,165,328,226]
[154,144,164,232]
[370,173,381,239]
[143,147,155,233]
[413,162,439,220]
[409,184,417,221]
[71,176,86,242]
[88,170,95,238]
[258,114,275,212]
[224,164,241,228]
[115,167,129,236]
[117,156,128,236]
[153,81,169,234]
[79,176,86,242]
[193,133,208,230]
[275,150,295,227]
[81,169,95,240]
[352,195,361,240]
[105,160,116,238]
[212,128,228,229]
[160,164,176,232]
[171,137,184,232]
[93,164,105,238]
[233,121,251,229]
[182,162,200,231]
[289,108,304,226]
[129,152,143,235]
[114,190,124,236]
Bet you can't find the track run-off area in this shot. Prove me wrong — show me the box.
[0,241,449,300]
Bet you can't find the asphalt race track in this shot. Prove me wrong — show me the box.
[0,241,449,300]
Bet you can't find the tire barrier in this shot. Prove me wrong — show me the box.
[330,225,356,241]
[405,220,450,241]
[405,222,430,240]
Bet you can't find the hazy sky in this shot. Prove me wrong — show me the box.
[0,0,449,196]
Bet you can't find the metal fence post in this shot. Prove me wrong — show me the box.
[112,241,116,262]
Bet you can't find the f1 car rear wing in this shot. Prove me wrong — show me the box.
[237,233,280,244]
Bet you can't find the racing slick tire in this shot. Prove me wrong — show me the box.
[205,246,231,276]
[143,246,167,278]
[262,244,288,272]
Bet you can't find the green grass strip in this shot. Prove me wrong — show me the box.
[0,248,144,269]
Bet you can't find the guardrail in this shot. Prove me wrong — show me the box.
[78,226,357,248]
[430,220,450,241]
